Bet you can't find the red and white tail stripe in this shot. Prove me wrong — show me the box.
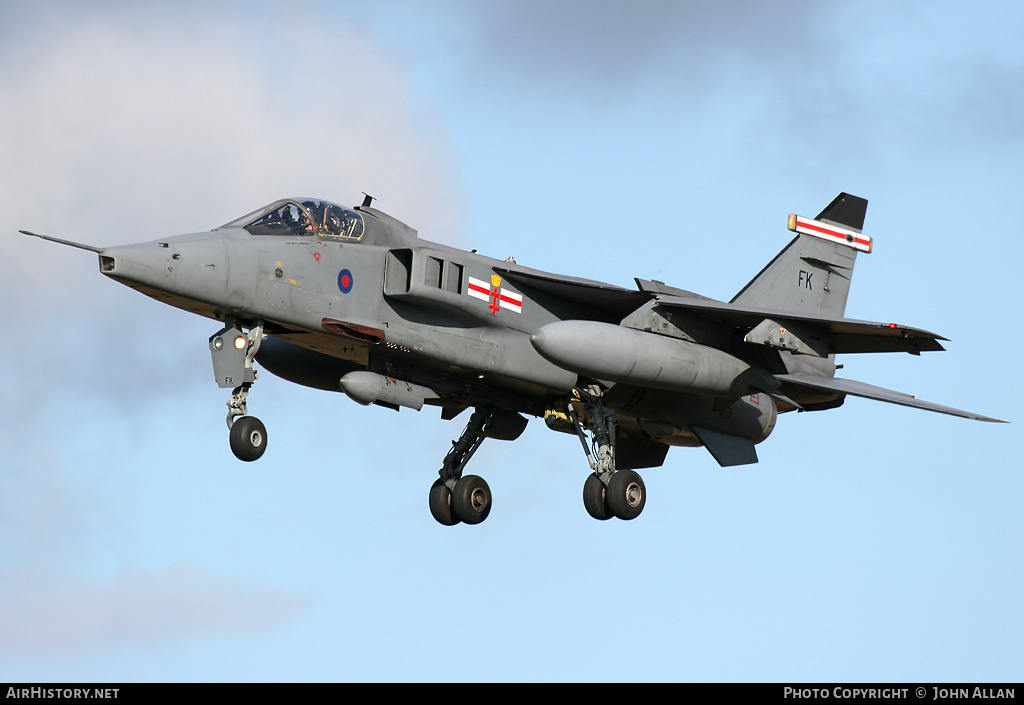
[788,214,873,253]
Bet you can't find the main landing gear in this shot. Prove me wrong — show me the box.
[210,320,267,462]
[571,385,646,521]
[429,407,495,526]
[426,390,647,526]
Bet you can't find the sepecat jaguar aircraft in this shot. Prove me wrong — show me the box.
[20,192,1003,526]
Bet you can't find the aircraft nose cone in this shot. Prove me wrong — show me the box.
[98,242,166,285]
[99,235,230,300]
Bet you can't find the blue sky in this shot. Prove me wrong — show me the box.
[0,0,1021,682]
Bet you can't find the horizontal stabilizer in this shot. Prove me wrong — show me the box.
[777,374,1005,423]
[691,426,759,466]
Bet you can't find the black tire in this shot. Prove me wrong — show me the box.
[606,470,645,520]
[229,416,267,462]
[583,473,612,520]
[429,478,461,526]
[451,475,491,525]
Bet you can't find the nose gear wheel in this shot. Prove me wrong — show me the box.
[229,414,267,462]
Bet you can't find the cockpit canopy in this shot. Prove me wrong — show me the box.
[221,198,364,241]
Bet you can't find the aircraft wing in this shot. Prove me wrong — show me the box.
[777,373,1006,423]
[653,294,947,355]
[494,266,646,319]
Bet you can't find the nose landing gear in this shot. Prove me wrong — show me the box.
[210,320,266,462]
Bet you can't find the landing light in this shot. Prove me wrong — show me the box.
[212,336,224,350]
[234,335,248,350]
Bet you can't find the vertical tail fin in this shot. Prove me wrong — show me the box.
[731,193,870,318]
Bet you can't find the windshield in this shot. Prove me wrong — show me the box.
[221,199,365,240]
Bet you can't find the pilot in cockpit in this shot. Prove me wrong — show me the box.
[322,205,344,237]
[284,203,313,234]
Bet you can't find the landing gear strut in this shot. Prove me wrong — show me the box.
[210,320,266,462]
[429,407,495,526]
[570,385,646,521]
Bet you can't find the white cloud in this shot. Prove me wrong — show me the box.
[0,6,463,241]
[0,4,461,653]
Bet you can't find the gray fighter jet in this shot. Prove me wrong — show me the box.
[21,192,1003,526]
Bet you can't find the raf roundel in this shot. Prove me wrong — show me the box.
[337,268,354,294]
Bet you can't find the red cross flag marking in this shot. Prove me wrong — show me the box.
[467,275,522,314]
